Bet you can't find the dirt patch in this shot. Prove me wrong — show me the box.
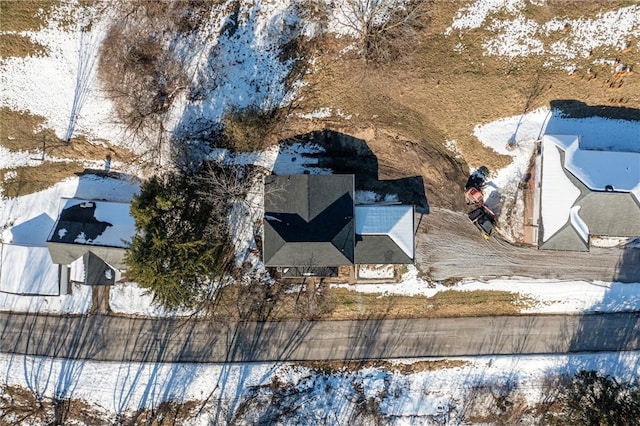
[283,1,640,208]
[0,384,105,426]
[300,359,469,374]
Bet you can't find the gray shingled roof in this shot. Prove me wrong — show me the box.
[263,175,355,267]
[83,251,118,286]
[355,235,413,264]
[541,147,640,250]
[578,192,640,237]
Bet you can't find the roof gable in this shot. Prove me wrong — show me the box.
[544,134,640,201]
[355,205,414,259]
[263,175,355,266]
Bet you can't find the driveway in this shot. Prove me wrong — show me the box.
[415,208,640,283]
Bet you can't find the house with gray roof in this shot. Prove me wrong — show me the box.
[263,174,414,277]
[538,134,640,251]
[47,198,135,287]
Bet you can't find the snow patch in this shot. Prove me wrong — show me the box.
[445,2,640,69]
[109,282,195,317]
[0,6,125,145]
[4,351,639,424]
[0,245,59,295]
[357,264,395,279]
[0,283,91,313]
[570,206,589,243]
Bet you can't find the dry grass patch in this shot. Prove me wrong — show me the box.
[300,359,469,374]
[297,1,640,174]
[0,0,59,32]
[522,0,638,22]
[208,283,529,321]
[328,288,527,319]
[0,33,47,57]
[0,107,132,161]
[0,161,84,198]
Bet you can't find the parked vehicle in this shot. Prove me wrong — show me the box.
[468,206,495,239]
[464,166,495,239]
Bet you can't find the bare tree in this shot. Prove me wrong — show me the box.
[335,0,432,63]
[198,163,258,208]
[99,1,211,168]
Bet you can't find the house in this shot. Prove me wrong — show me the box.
[538,134,640,251]
[262,174,414,277]
[47,198,136,288]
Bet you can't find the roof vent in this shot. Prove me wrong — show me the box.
[605,185,614,192]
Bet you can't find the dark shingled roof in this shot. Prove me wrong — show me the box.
[263,175,355,267]
[355,234,414,264]
[49,201,112,245]
[83,251,117,286]
[577,192,640,237]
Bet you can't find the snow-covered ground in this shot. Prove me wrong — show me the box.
[2,350,638,424]
[0,4,124,145]
[446,0,640,72]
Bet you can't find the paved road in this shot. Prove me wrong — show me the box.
[1,312,639,362]
[416,208,640,283]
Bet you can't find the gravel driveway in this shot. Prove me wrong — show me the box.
[416,208,640,283]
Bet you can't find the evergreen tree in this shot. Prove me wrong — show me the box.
[126,172,230,309]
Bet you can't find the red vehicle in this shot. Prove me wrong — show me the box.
[465,187,484,205]
[464,166,495,238]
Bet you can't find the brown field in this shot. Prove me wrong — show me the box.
[0,162,84,197]
[285,0,640,177]
[0,0,59,32]
[0,107,134,196]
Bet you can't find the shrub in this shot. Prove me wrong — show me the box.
[219,106,279,152]
[545,371,640,426]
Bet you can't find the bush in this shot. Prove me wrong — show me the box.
[219,106,279,152]
[126,171,232,309]
[545,371,640,426]
[334,0,432,64]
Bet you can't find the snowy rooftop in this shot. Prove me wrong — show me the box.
[47,198,135,248]
[355,205,414,259]
[545,134,640,201]
[541,135,640,246]
[0,245,59,296]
